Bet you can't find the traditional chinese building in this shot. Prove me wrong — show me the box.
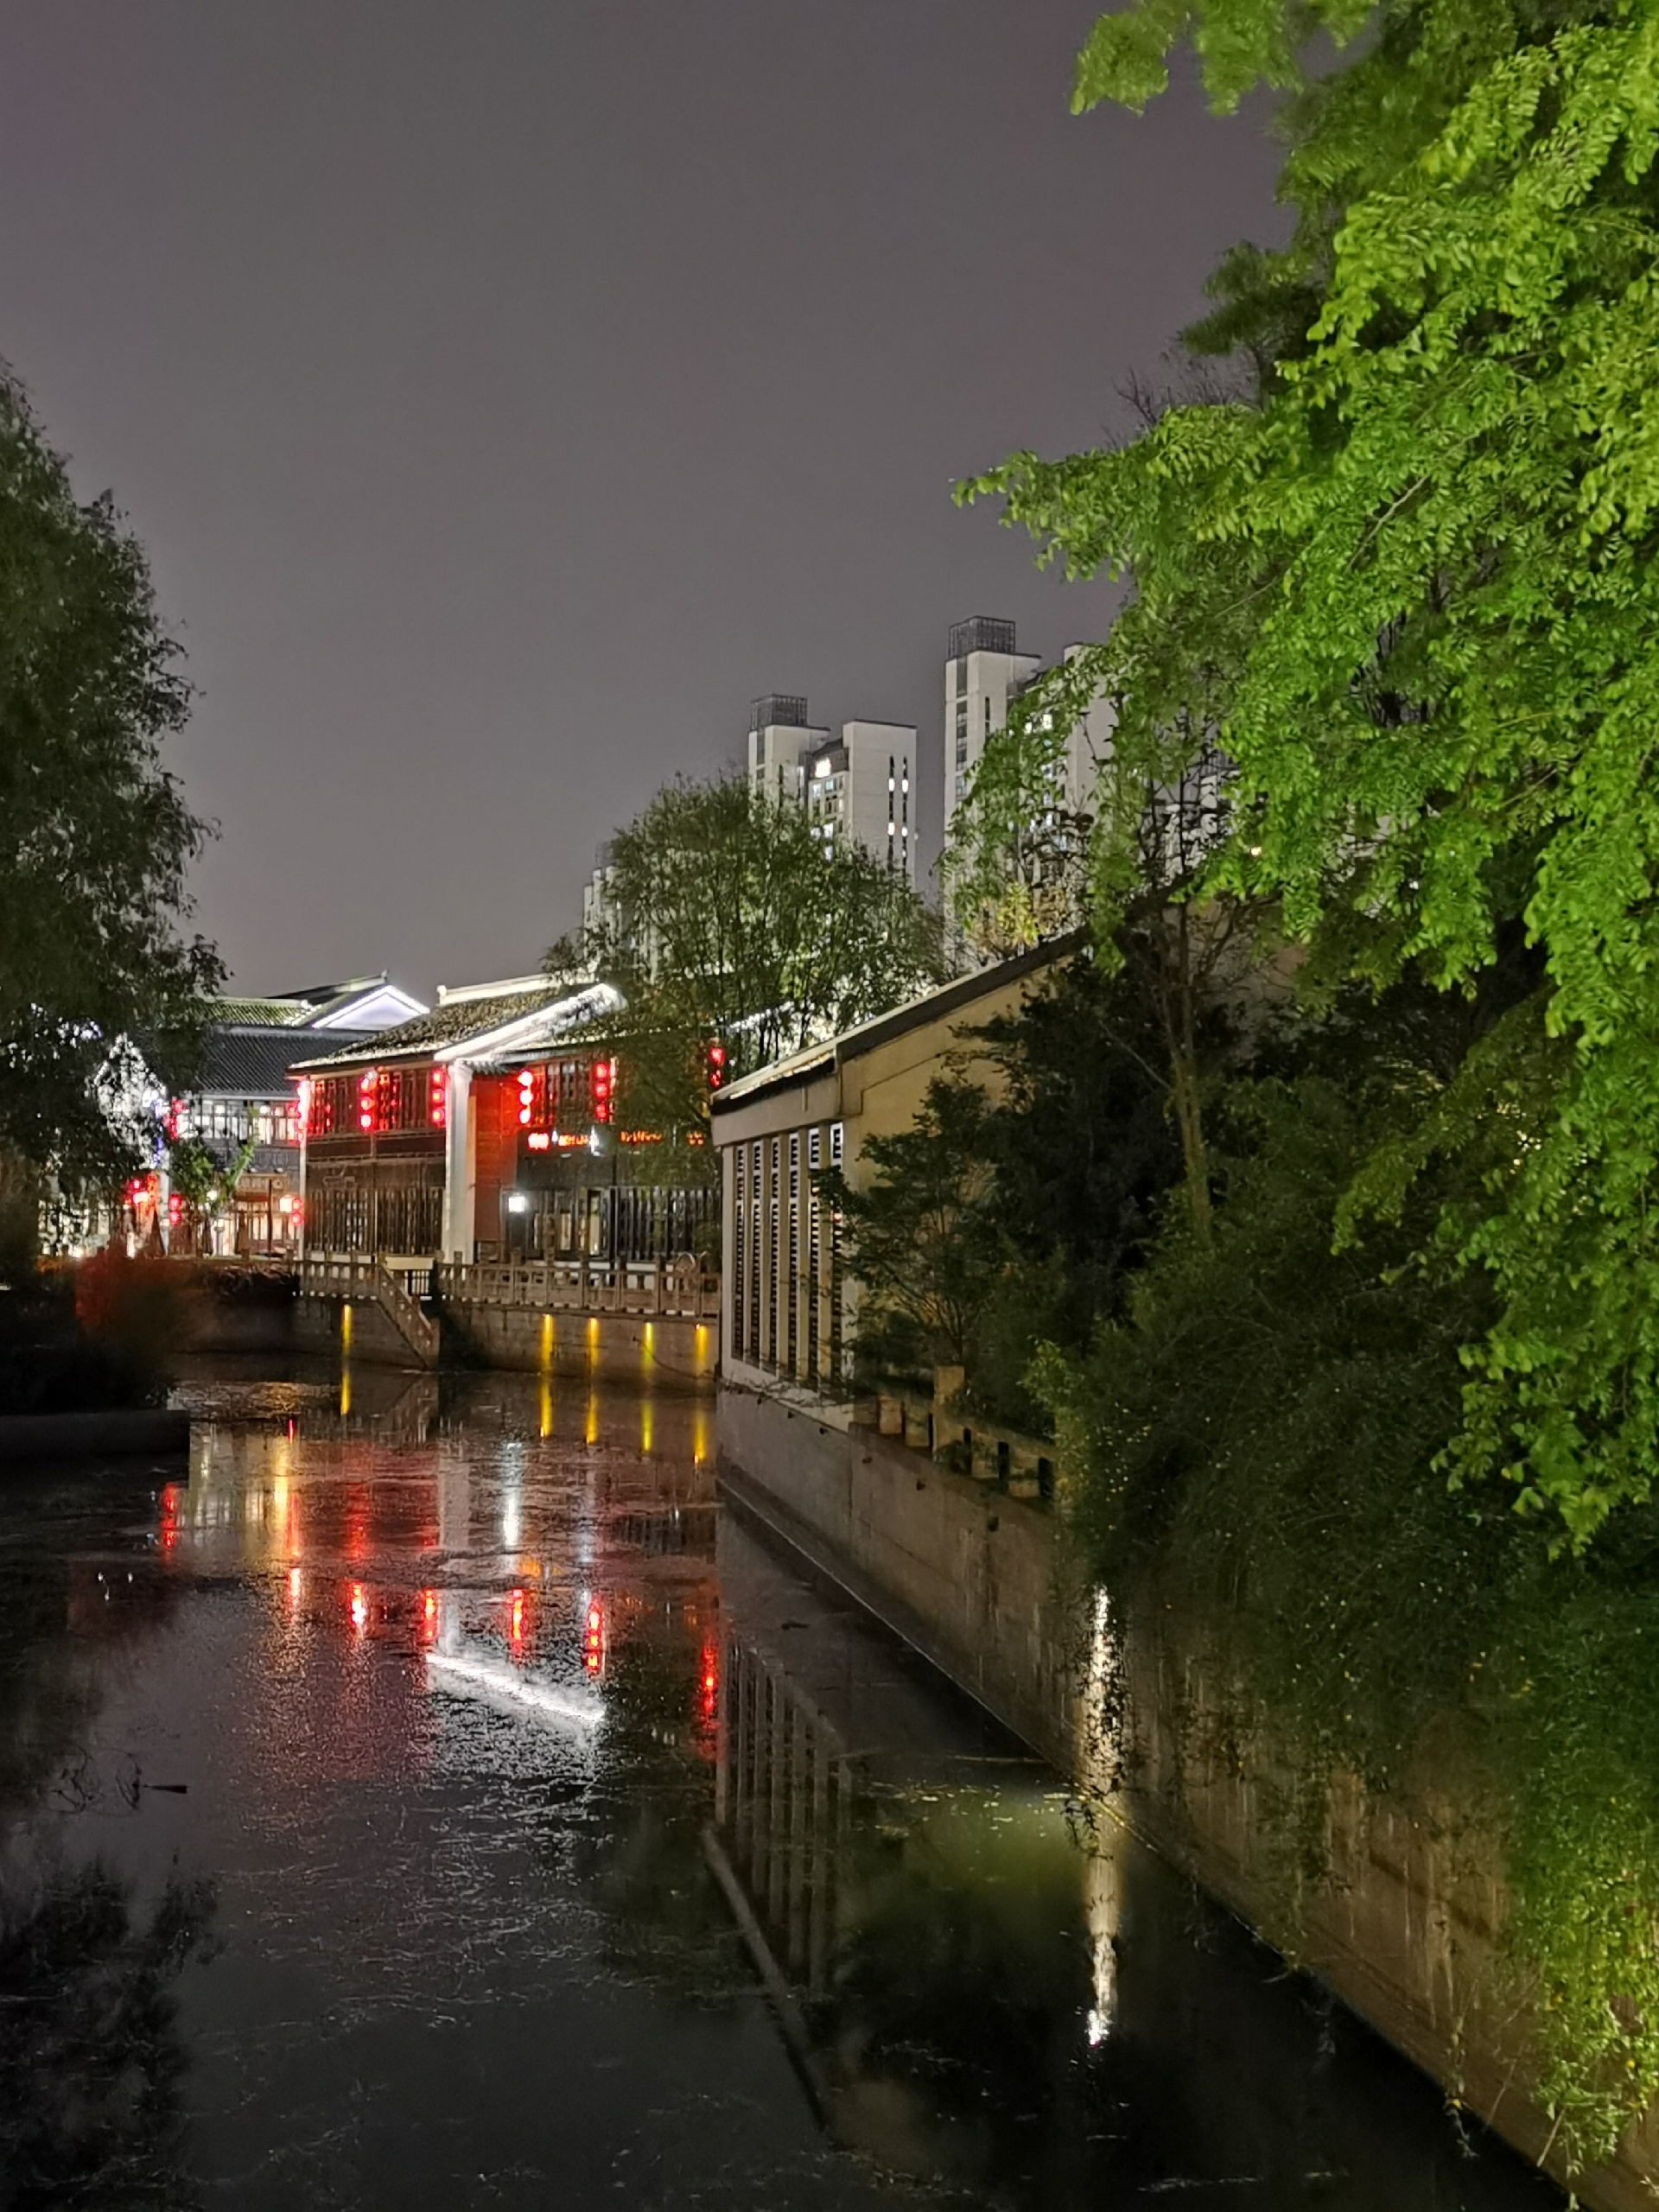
[291,974,719,1268]
[139,976,425,1255]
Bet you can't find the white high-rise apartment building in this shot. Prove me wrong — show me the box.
[747,695,829,808]
[747,695,918,877]
[802,721,917,879]
[943,619,1113,847]
[944,617,1042,827]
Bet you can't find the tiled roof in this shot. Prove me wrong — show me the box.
[209,996,312,1028]
[206,978,399,1030]
[710,934,1084,1116]
[289,982,582,1070]
[200,1027,378,1096]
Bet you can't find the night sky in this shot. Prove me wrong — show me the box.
[0,3,1283,999]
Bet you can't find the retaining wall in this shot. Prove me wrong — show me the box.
[441,1302,715,1389]
[717,1379,1659,2210]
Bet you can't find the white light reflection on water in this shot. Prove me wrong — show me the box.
[425,1649,605,1735]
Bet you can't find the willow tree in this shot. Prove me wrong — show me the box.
[970,0,1659,1546]
[0,368,219,1199]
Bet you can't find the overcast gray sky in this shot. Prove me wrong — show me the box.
[0,2,1283,999]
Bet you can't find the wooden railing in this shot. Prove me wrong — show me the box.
[435,1256,720,1320]
[297,1253,441,1365]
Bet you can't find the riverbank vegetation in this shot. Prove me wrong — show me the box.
[0,368,218,1220]
[842,0,1659,2171]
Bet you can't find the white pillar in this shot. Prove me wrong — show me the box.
[441,1059,474,1262]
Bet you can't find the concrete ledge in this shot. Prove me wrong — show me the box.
[0,1407,190,1465]
[716,1380,1079,1770]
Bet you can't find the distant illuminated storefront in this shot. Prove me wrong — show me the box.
[293,975,719,1267]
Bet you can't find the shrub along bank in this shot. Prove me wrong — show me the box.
[830,944,1659,2172]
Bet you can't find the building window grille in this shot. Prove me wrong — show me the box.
[806,1159,821,1383]
[768,1138,781,1366]
[829,1196,844,1384]
[733,1147,747,1357]
[786,1133,800,1376]
[749,1142,763,1361]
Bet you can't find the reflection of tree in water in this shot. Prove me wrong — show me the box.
[0,1860,216,2210]
[829,1807,1105,2194]
[557,1638,746,2003]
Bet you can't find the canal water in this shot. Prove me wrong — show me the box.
[0,1364,1564,2211]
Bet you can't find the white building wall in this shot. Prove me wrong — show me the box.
[943,620,1042,846]
[803,721,918,878]
[747,694,828,810]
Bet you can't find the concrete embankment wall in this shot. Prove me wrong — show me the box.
[717,1380,1659,2211]
[296,1293,716,1390]
[440,1302,716,1389]
[716,1382,1081,1783]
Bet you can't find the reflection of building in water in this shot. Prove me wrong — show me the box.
[715,1633,856,1998]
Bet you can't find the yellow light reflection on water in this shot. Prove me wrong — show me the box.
[539,1373,552,1439]
[640,1399,652,1455]
[693,1404,709,1467]
[340,1365,352,1418]
[585,1390,599,1446]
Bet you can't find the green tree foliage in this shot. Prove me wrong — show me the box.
[819,1079,1002,1383]
[830,955,1186,1423]
[970,0,1659,1543]
[550,774,944,1135]
[165,1131,255,1255]
[952,366,1272,1237]
[0,369,219,1194]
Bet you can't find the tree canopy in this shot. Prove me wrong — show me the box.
[550,774,944,1135]
[967,0,1659,1544]
[0,368,219,1192]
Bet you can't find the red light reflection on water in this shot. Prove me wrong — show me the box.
[422,1588,438,1643]
[583,1600,603,1675]
[157,1483,182,1557]
[698,1642,719,1726]
[508,1587,526,1656]
[349,1582,368,1635]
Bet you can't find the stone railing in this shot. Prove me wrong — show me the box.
[434,1255,720,1320]
[297,1252,441,1365]
[874,1366,1056,1503]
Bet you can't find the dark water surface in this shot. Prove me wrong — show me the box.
[0,1364,1564,2210]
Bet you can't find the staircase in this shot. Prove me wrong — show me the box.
[298,1254,441,1368]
